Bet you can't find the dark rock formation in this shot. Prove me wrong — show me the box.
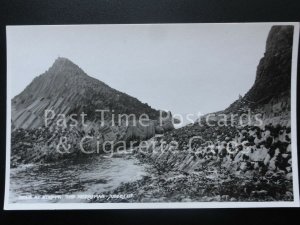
[245,26,293,104]
[226,25,294,112]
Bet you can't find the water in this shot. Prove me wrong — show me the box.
[9,151,147,203]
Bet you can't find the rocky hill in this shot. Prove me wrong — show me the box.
[12,57,163,129]
[11,58,174,165]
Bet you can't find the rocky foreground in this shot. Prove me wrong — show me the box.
[93,118,293,202]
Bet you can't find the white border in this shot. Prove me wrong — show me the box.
[4,22,300,210]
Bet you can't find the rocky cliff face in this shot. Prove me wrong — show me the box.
[245,26,293,104]
[225,26,293,113]
[225,26,293,129]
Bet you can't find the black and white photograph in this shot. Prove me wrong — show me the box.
[4,23,300,209]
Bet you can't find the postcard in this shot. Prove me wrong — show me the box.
[5,23,299,209]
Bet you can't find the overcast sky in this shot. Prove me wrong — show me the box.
[7,24,272,125]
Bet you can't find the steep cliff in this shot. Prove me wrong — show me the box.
[224,25,293,114]
[244,26,293,104]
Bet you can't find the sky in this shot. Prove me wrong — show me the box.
[7,23,272,126]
